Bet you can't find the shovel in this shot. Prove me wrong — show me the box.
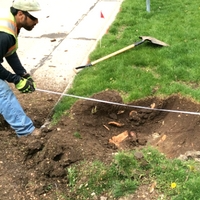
[74,36,169,71]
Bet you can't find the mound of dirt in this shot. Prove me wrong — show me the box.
[0,89,200,199]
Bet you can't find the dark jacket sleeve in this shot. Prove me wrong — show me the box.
[6,52,27,76]
[0,32,26,84]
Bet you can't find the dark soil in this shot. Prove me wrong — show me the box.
[1,88,200,199]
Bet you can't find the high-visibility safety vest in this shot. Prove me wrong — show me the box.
[0,9,18,57]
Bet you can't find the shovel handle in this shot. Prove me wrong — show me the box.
[75,63,92,70]
[91,43,135,65]
[75,39,144,70]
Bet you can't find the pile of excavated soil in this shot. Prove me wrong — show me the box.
[0,90,200,199]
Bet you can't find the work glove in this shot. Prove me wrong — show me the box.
[22,73,36,89]
[15,77,35,93]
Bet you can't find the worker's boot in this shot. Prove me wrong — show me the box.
[31,128,41,136]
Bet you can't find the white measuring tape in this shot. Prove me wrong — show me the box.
[36,88,200,116]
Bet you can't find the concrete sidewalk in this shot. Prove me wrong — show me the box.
[1,0,123,92]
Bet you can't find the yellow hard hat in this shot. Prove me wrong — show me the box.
[12,0,41,18]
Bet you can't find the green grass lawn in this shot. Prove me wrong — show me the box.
[67,147,200,199]
[53,0,200,120]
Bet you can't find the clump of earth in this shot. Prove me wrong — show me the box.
[0,89,200,199]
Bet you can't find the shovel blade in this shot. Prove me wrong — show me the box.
[139,36,169,46]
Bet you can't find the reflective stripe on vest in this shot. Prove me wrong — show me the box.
[0,10,18,57]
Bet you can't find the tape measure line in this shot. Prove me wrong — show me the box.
[36,88,200,116]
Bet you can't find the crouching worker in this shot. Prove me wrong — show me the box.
[0,0,42,137]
